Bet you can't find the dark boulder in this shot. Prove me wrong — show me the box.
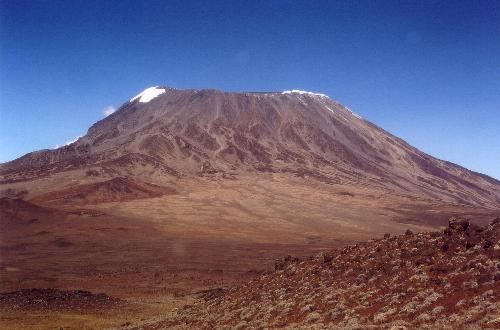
[448,217,470,232]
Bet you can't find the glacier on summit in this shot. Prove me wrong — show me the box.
[130,87,166,103]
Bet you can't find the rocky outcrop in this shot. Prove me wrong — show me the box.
[0,288,121,312]
[142,217,500,329]
[30,177,175,205]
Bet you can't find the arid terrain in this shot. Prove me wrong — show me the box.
[134,217,500,329]
[1,87,499,328]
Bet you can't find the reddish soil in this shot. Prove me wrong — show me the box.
[1,88,499,328]
[0,288,121,312]
[142,218,500,329]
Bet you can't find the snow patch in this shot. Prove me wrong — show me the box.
[325,106,335,114]
[324,104,362,120]
[130,87,166,103]
[54,135,82,149]
[344,106,362,119]
[282,90,329,98]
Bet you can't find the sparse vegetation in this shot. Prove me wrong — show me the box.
[140,218,500,329]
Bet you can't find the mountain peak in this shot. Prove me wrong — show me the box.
[2,85,500,210]
[129,86,332,103]
[282,89,329,98]
[130,86,168,103]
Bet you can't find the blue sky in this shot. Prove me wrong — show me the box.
[1,0,499,178]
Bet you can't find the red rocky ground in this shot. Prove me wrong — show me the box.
[0,288,121,312]
[135,217,500,329]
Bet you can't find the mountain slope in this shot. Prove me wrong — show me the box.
[1,87,499,209]
[1,87,500,327]
[141,218,500,329]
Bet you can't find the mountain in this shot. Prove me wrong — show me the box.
[1,86,499,208]
[1,86,500,328]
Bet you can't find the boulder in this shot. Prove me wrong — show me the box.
[448,217,469,232]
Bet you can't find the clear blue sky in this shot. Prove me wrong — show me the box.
[1,0,499,178]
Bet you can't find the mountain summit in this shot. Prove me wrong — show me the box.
[1,86,499,209]
[2,87,500,325]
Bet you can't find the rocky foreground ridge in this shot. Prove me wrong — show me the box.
[134,217,500,329]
